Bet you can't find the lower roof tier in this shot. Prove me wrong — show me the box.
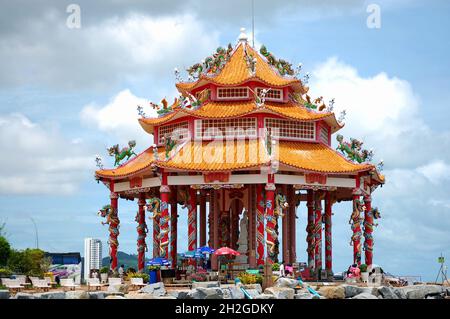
[96,140,383,182]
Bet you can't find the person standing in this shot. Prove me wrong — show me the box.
[280,261,286,277]
[118,264,125,281]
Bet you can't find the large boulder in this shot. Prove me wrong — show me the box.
[168,289,191,299]
[223,286,245,299]
[318,286,345,299]
[264,287,295,299]
[378,286,399,299]
[107,283,130,294]
[65,291,89,299]
[105,295,126,299]
[0,290,10,299]
[359,287,379,296]
[351,292,378,299]
[274,278,299,289]
[13,292,35,299]
[243,284,263,294]
[125,293,156,299]
[103,291,125,298]
[195,287,224,299]
[342,285,362,298]
[393,288,407,299]
[398,285,444,299]
[89,292,105,299]
[139,282,166,297]
[192,281,220,289]
[254,293,277,299]
[35,292,66,299]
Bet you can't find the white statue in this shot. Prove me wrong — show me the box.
[236,209,249,264]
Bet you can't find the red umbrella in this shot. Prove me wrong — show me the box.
[213,247,240,256]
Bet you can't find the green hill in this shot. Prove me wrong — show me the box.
[102,251,145,270]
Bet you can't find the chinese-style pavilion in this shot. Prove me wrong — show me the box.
[95,29,384,279]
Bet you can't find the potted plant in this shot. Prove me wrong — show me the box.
[359,264,369,282]
[100,266,109,283]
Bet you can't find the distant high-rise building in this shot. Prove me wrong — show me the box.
[84,238,102,279]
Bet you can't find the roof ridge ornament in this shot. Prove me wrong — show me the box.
[238,27,248,43]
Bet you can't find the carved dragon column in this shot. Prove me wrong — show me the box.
[306,190,315,274]
[152,210,160,258]
[314,193,323,278]
[188,187,197,251]
[170,191,178,268]
[265,174,276,264]
[136,193,147,272]
[324,191,333,278]
[109,191,120,271]
[363,195,373,266]
[159,171,170,260]
[256,184,265,267]
[351,188,363,266]
[199,190,207,247]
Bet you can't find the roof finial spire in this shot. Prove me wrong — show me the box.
[238,27,248,43]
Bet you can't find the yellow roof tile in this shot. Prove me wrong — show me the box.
[95,146,164,178]
[278,141,374,174]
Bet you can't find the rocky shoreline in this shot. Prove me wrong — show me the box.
[1,278,448,300]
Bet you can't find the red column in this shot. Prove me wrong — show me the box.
[170,199,178,268]
[314,194,322,276]
[159,172,170,259]
[324,191,333,277]
[306,190,315,272]
[199,190,207,247]
[188,188,197,251]
[211,190,219,270]
[265,174,276,264]
[363,195,373,266]
[351,190,363,265]
[137,194,147,272]
[109,191,120,271]
[288,185,296,264]
[282,185,289,263]
[256,184,265,266]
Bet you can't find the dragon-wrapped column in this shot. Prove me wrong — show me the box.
[314,193,323,277]
[350,189,363,265]
[256,184,265,266]
[136,194,147,272]
[363,195,373,266]
[306,190,315,273]
[109,191,120,271]
[159,172,170,259]
[188,187,197,251]
[265,175,276,264]
[170,197,178,267]
[152,212,160,258]
[324,191,333,278]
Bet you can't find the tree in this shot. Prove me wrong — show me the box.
[0,236,11,266]
[7,248,51,276]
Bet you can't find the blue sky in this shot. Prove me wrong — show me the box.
[0,0,449,281]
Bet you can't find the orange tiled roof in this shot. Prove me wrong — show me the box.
[96,139,376,178]
[176,43,305,93]
[95,146,165,178]
[278,141,374,174]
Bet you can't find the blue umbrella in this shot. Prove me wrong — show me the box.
[196,246,215,255]
[146,257,170,266]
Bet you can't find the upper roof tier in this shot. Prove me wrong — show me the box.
[138,100,343,134]
[176,36,306,94]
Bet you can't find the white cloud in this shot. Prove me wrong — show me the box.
[0,13,220,89]
[309,58,450,276]
[0,114,93,195]
[80,89,155,147]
